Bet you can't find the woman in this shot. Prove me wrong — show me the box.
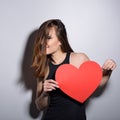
[32,19,116,120]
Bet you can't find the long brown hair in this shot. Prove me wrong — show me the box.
[32,19,73,81]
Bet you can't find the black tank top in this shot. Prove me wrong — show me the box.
[42,52,86,120]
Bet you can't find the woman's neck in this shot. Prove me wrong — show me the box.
[51,51,67,65]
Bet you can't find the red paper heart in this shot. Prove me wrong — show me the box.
[55,61,102,103]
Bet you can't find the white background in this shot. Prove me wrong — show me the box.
[0,0,120,120]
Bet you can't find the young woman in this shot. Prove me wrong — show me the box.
[32,19,116,120]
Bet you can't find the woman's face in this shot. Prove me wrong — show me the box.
[46,27,61,55]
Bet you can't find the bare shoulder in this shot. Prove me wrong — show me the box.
[70,52,90,68]
[71,52,89,61]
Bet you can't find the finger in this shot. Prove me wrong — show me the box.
[47,79,59,85]
[43,82,59,92]
[44,80,59,88]
[45,83,59,89]
[44,81,59,88]
[103,64,112,70]
[44,85,56,92]
[102,63,109,70]
[44,86,56,91]
[102,60,112,70]
[110,63,117,70]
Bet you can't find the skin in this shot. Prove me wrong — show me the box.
[39,27,116,94]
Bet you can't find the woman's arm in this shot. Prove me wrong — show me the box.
[99,59,116,87]
[72,53,116,87]
[35,78,59,110]
[35,78,49,111]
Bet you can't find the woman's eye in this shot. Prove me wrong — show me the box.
[47,36,52,40]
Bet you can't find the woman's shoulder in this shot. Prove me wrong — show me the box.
[70,52,89,67]
[71,52,89,61]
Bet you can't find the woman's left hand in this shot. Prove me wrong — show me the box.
[100,59,116,86]
[102,59,116,71]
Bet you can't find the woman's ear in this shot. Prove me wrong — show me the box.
[59,41,62,46]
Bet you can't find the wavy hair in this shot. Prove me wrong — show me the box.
[32,19,73,81]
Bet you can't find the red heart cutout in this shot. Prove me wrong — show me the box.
[55,61,102,103]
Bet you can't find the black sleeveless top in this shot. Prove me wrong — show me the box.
[42,52,86,120]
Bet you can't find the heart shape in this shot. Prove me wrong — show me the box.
[55,61,102,103]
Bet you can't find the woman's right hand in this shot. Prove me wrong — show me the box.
[43,79,59,92]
